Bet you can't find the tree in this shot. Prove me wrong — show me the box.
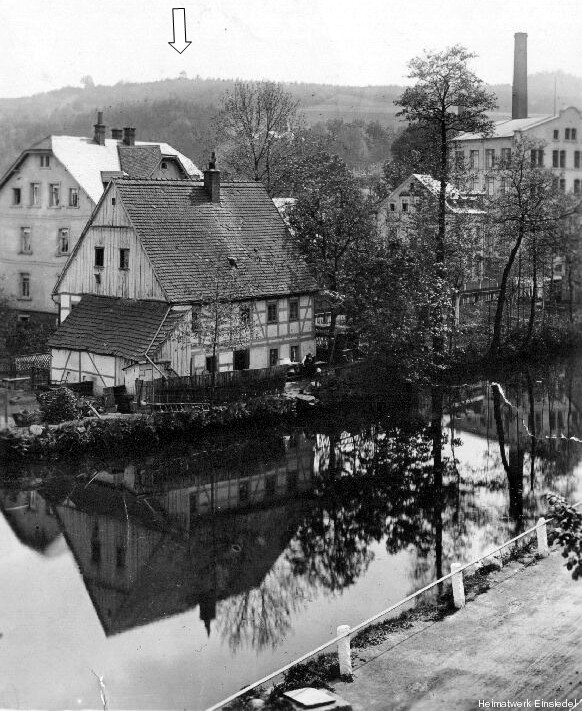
[380,124,441,194]
[191,262,256,383]
[395,45,497,355]
[215,81,300,196]
[482,137,571,357]
[288,148,376,361]
[547,494,582,579]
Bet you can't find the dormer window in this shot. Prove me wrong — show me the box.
[161,161,168,170]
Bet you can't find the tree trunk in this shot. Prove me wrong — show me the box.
[328,310,338,364]
[433,122,448,357]
[488,222,525,357]
[523,236,537,349]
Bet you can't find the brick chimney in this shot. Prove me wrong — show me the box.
[93,111,106,145]
[111,128,123,140]
[204,152,220,203]
[512,32,528,120]
[123,127,136,146]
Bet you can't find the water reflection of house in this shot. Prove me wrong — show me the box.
[451,379,582,446]
[0,489,61,554]
[41,433,315,637]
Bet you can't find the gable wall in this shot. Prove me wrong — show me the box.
[0,151,95,317]
[56,184,165,315]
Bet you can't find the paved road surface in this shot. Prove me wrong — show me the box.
[336,550,582,711]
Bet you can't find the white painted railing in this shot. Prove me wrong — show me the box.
[205,503,580,711]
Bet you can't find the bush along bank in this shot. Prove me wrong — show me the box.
[0,395,296,462]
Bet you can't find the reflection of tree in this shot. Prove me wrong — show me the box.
[216,559,309,652]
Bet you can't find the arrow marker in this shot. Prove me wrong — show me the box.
[169,8,192,54]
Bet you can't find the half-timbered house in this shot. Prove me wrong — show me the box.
[49,160,319,392]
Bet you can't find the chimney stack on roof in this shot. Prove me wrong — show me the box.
[512,32,528,120]
[93,111,106,146]
[123,127,136,146]
[111,128,123,140]
[204,151,220,203]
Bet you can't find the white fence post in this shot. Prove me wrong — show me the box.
[537,517,549,557]
[337,625,352,676]
[451,563,466,609]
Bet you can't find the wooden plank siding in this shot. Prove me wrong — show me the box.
[57,184,165,304]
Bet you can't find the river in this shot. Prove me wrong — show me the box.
[1,355,582,709]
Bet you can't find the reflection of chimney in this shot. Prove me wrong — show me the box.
[93,111,106,145]
[123,127,136,146]
[512,32,528,120]
[111,128,123,140]
[203,152,220,203]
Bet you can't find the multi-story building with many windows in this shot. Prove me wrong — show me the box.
[0,113,200,324]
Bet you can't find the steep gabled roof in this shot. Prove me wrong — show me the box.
[384,173,484,215]
[0,136,202,203]
[114,179,319,302]
[48,295,185,361]
[118,144,163,178]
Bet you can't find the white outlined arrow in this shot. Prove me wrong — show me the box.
[169,8,192,54]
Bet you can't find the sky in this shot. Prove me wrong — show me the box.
[0,0,581,97]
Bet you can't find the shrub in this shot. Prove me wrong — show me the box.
[37,387,80,424]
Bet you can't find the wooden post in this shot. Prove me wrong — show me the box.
[451,563,466,609]
[336,625,352,676]
[537,517,549,556]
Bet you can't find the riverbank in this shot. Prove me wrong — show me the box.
[0,394,297,462]
[223,546,582,710]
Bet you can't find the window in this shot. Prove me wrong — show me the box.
[58,228,69,255]
[265,476,276,498]
[501,148,512,163]
[269,348,279,366]
[575,179,581,196]
[94,246,104,267]
[240,304,250,325]
[233,348,249,371]
[290,344,300,363]
[29,183,40,206]
[289,298,299,322]
[485,149,495,168]
[499,178,507,195]
[267,301,278,323]
[17,314,30,323]
[469,150,479,169]
[560,150,566,168]
[161,161,168,170]
[553,130,559,140]
[119,248,130,270]
[454,150,464,167]
[566,128,571,140]
[572,128,578,140]
[485,177,495,195]
[116,545,126,569]
[191,307,200,333]
[20,227,31,254]
[575,151,580,169]
[40,154,50,168]
[560,178,566,192]
[69,187,79,207]
[401,202,408,212]
[531,149,544,167]
[49,183,60,207]
[12,187,21,205]
[111,197,116,206]
[19,273,30,299]
[389,203,395,211]
[553,150,559,168]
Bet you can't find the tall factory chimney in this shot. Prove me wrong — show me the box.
[512,32,528,120]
